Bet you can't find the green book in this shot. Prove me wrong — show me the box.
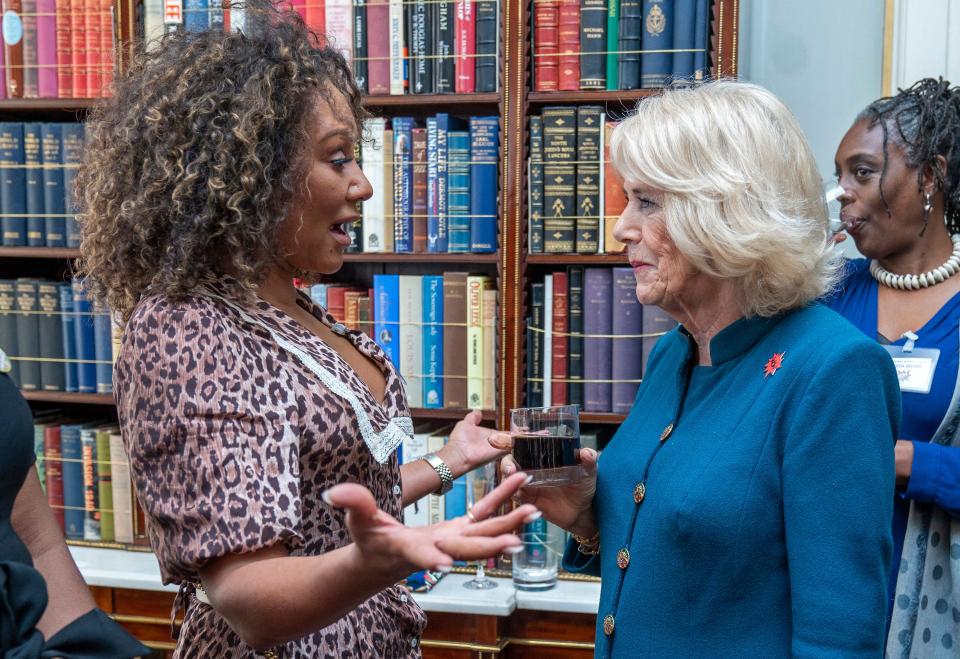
[606,0,620,90]
[95,429,114,543]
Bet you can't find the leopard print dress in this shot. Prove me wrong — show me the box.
[114,281,427,658]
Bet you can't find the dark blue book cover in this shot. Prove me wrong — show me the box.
[527,282,545,407]
[422,275,444,408]
[392,117,415,253]
[529,116,544,253]
[640,0,674,88]
[59,283,78,392]
[373,274,400,368]
[426,117,442,252]
[14,279,41,391]
[447,131,471,253]
[475,0,498,92]
[62,124,84,248]
[693,0,708,81]
[184,0,210,31]
[40,124,65,247]
[0,281,19,384]
[567,266,584,406]
[37,281,65,392]
[0,123,27,246]
[583,267,612,412]
[617,0,643,89]
[93,307,113,394]
[24,123,44,247]
[71,278,96,393]
[444,475,467,520]
[60,423,86,540]
[671,0,696,81]
[469,116,498,253]
[611,266,643,413]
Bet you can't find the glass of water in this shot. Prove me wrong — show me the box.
[509,404,581,487]
[512,526,563,591]
[462,462,498,590]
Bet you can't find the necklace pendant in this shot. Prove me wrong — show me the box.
[330,322,349,336]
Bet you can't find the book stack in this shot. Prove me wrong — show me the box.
[357,115,499,254]
[33,418,137,543]
[0,122,86,248]
[0,277,117,394]
[1,0,116,99]
[528,108,626,254]
[525,267,676,414]
[532,0,710,91]
[148,0,500,94]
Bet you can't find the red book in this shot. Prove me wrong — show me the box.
[99,0,113,96]
[533,0,559,92]
[44,425,65,533]
[70,0,87,98]
[304,0,324,44]
[454,0,475,93]
[412,128,428,253]
[55,0,72,98]
[85,0,101,97]
[4,0,25,97]
[551,271,568,405]
[344,290,363,330]
[366,0,389,94]
[37,0,58,97]
[557,0,579,91]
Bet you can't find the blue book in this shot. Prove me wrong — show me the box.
[71,278,96,393]
[671,0,696,82]
[93,308,113,394]
[392,117,415,253]
[429,114,465,253]
[24,123,45,247]
[0,123,27,246]
[469,116,498,253]
[422,275,444,408]
[41,124,65,247]
[426,118,441,252]
[308,284,328,309]
[61,423,86,540]
[444,475,467,520]
[184,0,210,31]
[59,283,78,392]
[692,0,708,81]
[373,274,400,368]
[447,131,471,253]
[640,0,675,88]
[62,124,84,248]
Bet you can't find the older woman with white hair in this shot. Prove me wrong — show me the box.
[495,81,901,657]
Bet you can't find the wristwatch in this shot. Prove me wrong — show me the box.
[422,452,454,495]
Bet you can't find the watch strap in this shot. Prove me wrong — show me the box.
[422,452,454,495]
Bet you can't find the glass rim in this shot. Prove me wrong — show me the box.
[509,404,581,414]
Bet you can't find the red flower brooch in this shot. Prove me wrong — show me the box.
[764,352,785,377]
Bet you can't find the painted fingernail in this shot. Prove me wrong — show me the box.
[523,474,534,485]
[438,564,453,574]
[321,489,333,505]
[523,510,542,523]
[503,545,523,554]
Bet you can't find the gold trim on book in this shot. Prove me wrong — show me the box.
[110,613,180,626]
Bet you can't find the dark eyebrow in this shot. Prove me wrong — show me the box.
[319,127,357,144]
[842,151,881,164]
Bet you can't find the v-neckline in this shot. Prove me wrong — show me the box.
[871,276,960,343]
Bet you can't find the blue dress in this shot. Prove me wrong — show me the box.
[564,304,900,658]
[825,258,960,620]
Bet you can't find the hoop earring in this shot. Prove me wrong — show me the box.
[920,190,933,237]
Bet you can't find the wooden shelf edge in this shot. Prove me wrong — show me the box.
[410,407,496,422]
[0,99,99,111]
[579,413,626,424]
[66,539,154,553]
[363,92,500,107]
[0,247,81,258]
[526,253,628,265]
[23,391,115,405]
[527,89,660,105]
[343,252,499,263]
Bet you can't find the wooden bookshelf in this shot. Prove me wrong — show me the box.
[23,391,115,405]
[0,247,82,258]
[527,89,660,105]
[580,412,627,425]
[0,99,99,112]
[0,248,499,264]
[363,93,500,108]
[526,253,629,265]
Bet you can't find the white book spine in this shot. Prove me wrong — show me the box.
[402,432,431,526]
[144,0,166,50]
[399,275,424,407]
[481,287,496,410]
[109,433,134,544]
[325,0,354,67]
[388,0,405,94]
[362,118,387,252]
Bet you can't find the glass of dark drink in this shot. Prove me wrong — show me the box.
[509,404,581,487]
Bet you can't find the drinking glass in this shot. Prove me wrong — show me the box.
[823,180,847,234]
[509,404,581,487]
[511,528,562,591]
[462,462,498,590]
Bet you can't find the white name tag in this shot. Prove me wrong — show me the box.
[884,346,940,394]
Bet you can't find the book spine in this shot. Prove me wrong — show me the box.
[465,275,487,409]
[358,295,373,340]
[70,0,86,98]
[22,0,39,97]
[671,0,695,82]
[58,282,77,391]
[579,0,606,89]
[411,127,427,252]
[304,0,325,37]
[474,0,496,92]
[366,0,390,94]
[617,0,641,89]
[0,280,18,384]
[40,124,65,246]
[327,286,346,321]
[425,117,441,251]
[109,432,134,543]
[391,117,414,252]
[34,426,45,488]
[442,271,467,408]
[382,130,394,251]
[205,0,222,31]
[353,0,368,92]
[15,279,41,391]
[603,119,627,253]
[71,278,96,393]
[693,0,707,81]
[542,274,552,406]
[85,0,102,95]
[469,116,497,253]
[454,0,475,93]
[427,432,447,521]
[61,425,84,539]
[344,291,362,330]
[575,105,601,253]
[99,0,113,96]
[434,0,455,92]
[361,117,386,251]
[445,475,466,519]
[4,0,25,97]
[398,275,423,407]
[184,0,209,31]
[37,282,65,391]
[62,123,83,247]
[611,266,642,412]
[421,275,444,408]
[410,0,432,93]
[325,0,354,67]
[346,142,363,253]
[528,115,544,253]
[95,429,114,542]
[44,425,64,531]
[542,107,576,253]
[526,282,544,406]
[373,274,400,368]
[550,271,568,405]
[24,123,44,246]
[401,432,430,525]
[0,123,27,246]
[81,429,101,540]
[55,0,71,97]
[641,303,675,375]
[388,0,404,94]
[93,306,112,393]
[557,0,579,91]
[435,115,449,252]
[446,130,471,253]
[605,0,619,89]
[481,286,496,409]
[583,267,612,411]
[0,15,5,100]
[640,0,673,88]
[567,266,583,406]
[533,0,559,91]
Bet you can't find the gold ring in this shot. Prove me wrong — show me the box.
[466,507,477,522]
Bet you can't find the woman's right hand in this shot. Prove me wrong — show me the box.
[489,434,598,538]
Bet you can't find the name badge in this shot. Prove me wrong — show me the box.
[883,345,940,394]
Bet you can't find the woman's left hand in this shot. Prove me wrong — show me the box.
[438,410,511,477]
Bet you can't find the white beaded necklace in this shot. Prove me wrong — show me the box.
[869,234,960,290]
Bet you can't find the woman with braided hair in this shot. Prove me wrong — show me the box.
[828,78,960,655]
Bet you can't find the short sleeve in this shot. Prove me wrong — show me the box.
[115,297,303,584]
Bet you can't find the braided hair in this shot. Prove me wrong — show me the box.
[856,77,960,235]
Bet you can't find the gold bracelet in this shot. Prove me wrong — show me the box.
[573,531,601,556]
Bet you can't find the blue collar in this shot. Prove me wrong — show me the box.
[679,313,785,366]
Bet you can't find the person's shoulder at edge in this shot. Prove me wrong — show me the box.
[822,257,871,306]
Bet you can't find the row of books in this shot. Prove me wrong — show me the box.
[146,0,499,95]
[526,266,676,414]
[34,417,137,543]
[0,278,115,394]
[533,0,710,92]
[356,115,498,254]
[0,122,85,247]
[528,107,625,254]
[1,0,116,99]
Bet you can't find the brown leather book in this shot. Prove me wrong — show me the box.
[443,271,468,409]
[411,128,428,253]
[365,0,390,94]
[4,0,25,97]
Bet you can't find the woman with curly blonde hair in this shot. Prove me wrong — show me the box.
[76,4,537,656]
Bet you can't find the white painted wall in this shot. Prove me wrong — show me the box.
[891,0,960,92]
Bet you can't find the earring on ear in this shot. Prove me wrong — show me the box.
[920,190,934,237]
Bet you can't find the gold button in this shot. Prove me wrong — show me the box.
[633,481,646,504]
[616,548,630,569]
[660,423,674,442]
[603,614,615,635]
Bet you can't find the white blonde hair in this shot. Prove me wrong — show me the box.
[610,80,840,317]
